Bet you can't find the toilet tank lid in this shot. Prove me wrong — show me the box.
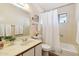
[42,44,51,49]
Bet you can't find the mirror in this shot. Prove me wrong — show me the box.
[0,4,31,37]
[0,19,30,37]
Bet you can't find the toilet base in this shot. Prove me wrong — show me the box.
[42,50,49,56]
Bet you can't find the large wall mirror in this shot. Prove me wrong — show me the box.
[0,18,30,37]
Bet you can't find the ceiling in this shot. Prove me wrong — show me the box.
[30,3,69,11]
[13,3,69,15]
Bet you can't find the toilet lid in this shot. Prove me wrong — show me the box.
[42,44,51,50]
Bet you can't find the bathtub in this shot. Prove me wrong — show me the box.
[61,43,78,54]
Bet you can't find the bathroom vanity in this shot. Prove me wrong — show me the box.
[0,37,42,56]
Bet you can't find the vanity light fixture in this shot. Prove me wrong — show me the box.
[12,3,31,12]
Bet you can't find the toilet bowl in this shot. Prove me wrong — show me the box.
[42,44,51,56]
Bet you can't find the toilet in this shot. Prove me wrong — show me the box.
[32,35,51,56]
[42,44,51,56]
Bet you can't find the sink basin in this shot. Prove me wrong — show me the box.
[21,39,34,46]
[15,36,35,46]
[14,37,35,46]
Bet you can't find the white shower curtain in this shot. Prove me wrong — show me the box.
[39,9,61,53]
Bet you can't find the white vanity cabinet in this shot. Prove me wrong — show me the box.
[23,48,34,56]
[35,44,42,56]
[21,44,42,56]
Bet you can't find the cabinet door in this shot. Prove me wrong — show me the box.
[35,44,42,56]
[23,48,34,56]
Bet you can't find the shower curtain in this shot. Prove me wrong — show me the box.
[39,9,61,53]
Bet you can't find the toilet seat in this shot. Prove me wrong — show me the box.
[42,44,51,51]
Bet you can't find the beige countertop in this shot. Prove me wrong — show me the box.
[0,36,42,56]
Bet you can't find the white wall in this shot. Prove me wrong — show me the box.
[0,3,30,24]
[58,4,77,44]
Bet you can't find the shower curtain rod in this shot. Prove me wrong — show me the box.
[40,3,74,14]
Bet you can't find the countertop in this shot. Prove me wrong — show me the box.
[0,36,42,56]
